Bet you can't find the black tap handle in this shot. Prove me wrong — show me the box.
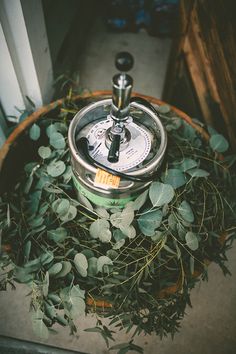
[115,52,134,72]
[108,135,121,163]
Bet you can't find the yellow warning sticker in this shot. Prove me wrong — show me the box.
[94,169,120,189]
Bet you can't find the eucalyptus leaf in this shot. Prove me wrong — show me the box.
[50,132,66,149]
[60,205,77,222]
[46,124,57,137]
[162,169,187,189]
[28,216,44,229]
[56,199,70,216]
[113,239,126,250]
[110,212,122,228]
[168,214,177,231]
[185,232,199,251]
[63,166,72,183]
[149,182,175,207]
[29,124,40,141]
[99,229,112,243]
[77,191,94,210]
[89,219,110,242]
[48,262,63,277]
[106,250,118,260]
[120,205,134,227]
[40,251,54,265]
[80,250,94,260]
[54,122,68,134]
[157,105,170,114]
[138,209,163,236]
[178,201,194,223]
[48,293,61,305]
[74,253,88,277]
[120,225,136,239]
[47,160,66,177]
[187,168,209,178]
[14,266,34,283]
[210,134,229,153]
[113,229,126,242]
[95,207,109,219]
[55,261,72,278]
[24,258,41,272]
[151,231,163,242]
[45,302,56,319]
[132,190,148,211]
[97,256,113,273]
[38,146,51,159]
[179,158,198,172]
[47,227,67,243]
[60,285,85,319]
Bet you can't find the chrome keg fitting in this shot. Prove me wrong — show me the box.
[68,51,167,208]
[107,52,134,163]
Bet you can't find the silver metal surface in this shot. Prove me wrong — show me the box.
[110,73,133,121]
[68,98,167,201]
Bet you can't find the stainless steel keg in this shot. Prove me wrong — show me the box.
[68,52,167,208]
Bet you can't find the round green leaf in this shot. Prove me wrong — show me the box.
[60,205,77,222]
[120,205,134,227]
[46,124,57,137]
[95,207,109,219]
[178,201,194,223]
[50,132,66,149]
[89,219,110,239]
[157,105,170,114]
[185,232,199,251]
[162,169,187,189]
[54,122,67,134]
[55,261,72,278]
[56,199,70,216]
[74,253,88,277]
[179,158,198,172]
[110,212,122,228]
[113,229,126,242]
[47,160,66,177]
[149,182,175,207]
[210,134,229,153]
[120,225,136,239]
[48,262,63,276]
[99,228,112,243]
[97,256,113,273]
[132,190,149,211]
[151,231,163,242]
[138,209,163,236]
[40,251,54,265]
[47,227,67,243]
[29,124,40,141]
[38,146,51,159]
[187,168,209,178]
[113,239,125,250]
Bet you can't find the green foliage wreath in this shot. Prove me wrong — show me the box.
[0,97,236,352]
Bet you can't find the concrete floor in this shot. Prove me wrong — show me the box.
[77,20,171,98]
[1,18,236,354]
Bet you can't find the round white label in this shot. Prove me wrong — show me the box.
[86,120,152,171]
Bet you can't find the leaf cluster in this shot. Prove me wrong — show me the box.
[0,100,236,352]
